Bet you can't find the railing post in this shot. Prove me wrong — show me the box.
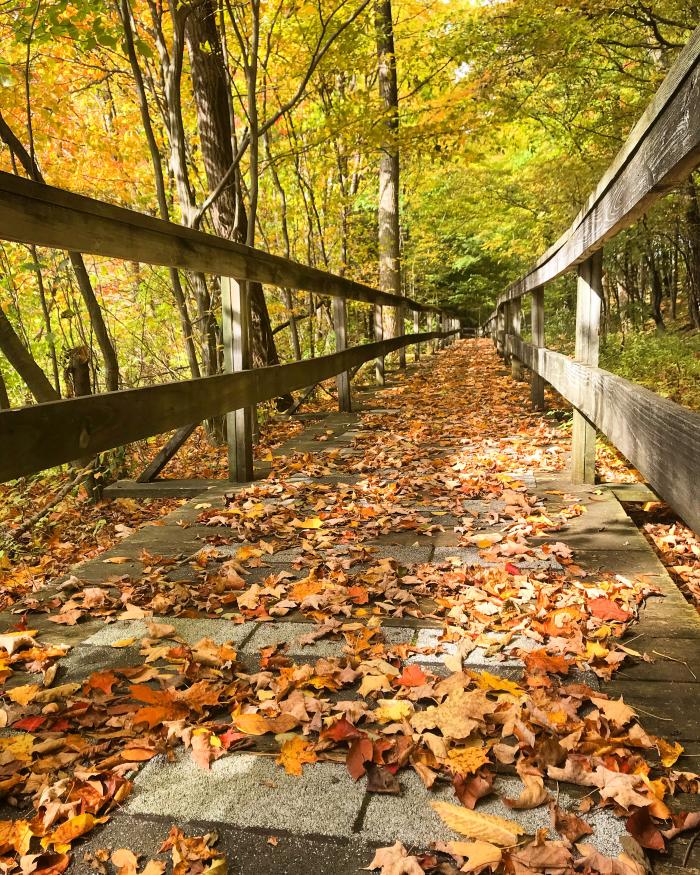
[414,310,420,360]
[509,298,524,380]
[333,295,351,412]
[398,302,406,368]
[374,304,385,385]
[571,250,603,484]
[221,277,254,482]
[496,305,505,357]
[531,287,545,410]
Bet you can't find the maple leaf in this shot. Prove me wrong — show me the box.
[373,698,414,723]
[276,736,318,776]
[625,808,665,851]
[395,664,427,687]
[445,746,490,776]
[363,842,424,875]
[445,840,501,873]
[474,671,524,697]
[430,801,524,845]
[411,687,492,739]
[588,597,630,622]
[0,820,34,856]
[591,696,637,727]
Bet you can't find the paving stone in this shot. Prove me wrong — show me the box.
[127,753,366,837]
[83,616,257,647]
[432,547,562,570]
[58,644,145,682]
[242,621,415,657]
[408,629,540,667]
[361,772,626,855]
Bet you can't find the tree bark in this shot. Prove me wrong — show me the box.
[375,0,401,346]
[0,305,59,403]
[118,0,201,379]
[184,0,282,374]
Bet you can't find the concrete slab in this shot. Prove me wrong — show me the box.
[242,621,415,657]
[361,772,626,856]
[432,547,562,570]
[127,753,366,837]
[83,616,257,647]
[72,812,376,875]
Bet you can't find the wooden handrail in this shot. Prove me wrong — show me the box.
[504,334,700,534]
[0,171,443,314]
[0,330,455,482]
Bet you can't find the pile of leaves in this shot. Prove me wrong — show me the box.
[0,341,697,875]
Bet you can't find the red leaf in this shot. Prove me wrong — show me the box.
[346,738,373,781]
[505,562,520,575]
[321,717,364,743]
[626,808,665,851]
[396,664,427,687]
[13,715,46,731]
[588,597,630,622]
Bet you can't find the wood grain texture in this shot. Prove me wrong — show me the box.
[498,25,700,305]
[506,335,700,534]
[0,171,441,314]
[0,331,454,482]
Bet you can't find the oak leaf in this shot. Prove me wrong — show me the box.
[364,842,424,875]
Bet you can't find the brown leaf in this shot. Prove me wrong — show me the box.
[549,803,593,843]
[366,764,401,795]
[364,842,424,875]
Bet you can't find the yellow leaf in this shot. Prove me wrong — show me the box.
[446,840,502,872]
[41,813,97,851]
[431,801,524,846]
[655,738,683,768]
[111,637,137,648]
[276,735,318,776]
[373,699,414,723]
[0,734,34,763]
[445,745,490,776]
[475,672,524,697]
[291,517,323,529]
[7,684,41,706]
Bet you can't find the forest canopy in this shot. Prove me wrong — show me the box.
[0,0,699,410]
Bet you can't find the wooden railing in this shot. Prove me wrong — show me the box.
[0,172,459,483]
[481,25,700,535]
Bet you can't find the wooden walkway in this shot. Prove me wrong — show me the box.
[2,341,698,875]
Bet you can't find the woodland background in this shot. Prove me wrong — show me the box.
[1,0,699,417]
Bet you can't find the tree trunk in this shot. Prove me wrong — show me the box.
[118,0,201,379]
[0,368,9,409]
[184,0,283,376]
[375,0,401,347]
[0,306,59,403]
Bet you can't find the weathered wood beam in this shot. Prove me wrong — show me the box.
[136,422,198,483]
[333,296,351,412]
[0,331,450,482]
[505,335,700,535]
[499,25,700,306]
[571,253,603,484]
[0,171,440,314]
[222,277,254,482]
[530,287,545,410]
